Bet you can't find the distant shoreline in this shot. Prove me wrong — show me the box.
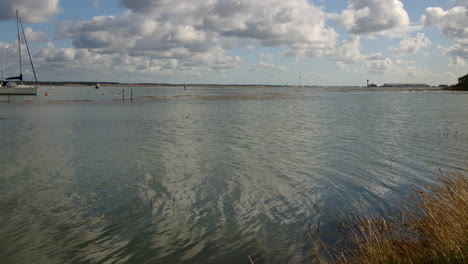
[16,81,458,90]
[442,84,468,91]
[27,81,333,88]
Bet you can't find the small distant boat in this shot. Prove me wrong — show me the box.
[0,10,39,95]
[95,82,100,89]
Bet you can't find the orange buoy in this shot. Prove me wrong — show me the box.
[44,92,48,96]
[102,93,106,95]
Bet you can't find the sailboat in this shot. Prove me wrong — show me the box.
[0,10,39,95]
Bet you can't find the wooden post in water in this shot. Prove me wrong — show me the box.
[172,196,175,216]
[131,88,133,100]
[122,89,125,100]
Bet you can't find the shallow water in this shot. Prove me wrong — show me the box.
[1,86,467,263]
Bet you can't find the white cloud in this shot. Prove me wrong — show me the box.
[392,33,432,56]
[422,6,468,65]
[202,0,337,48]
[353,53,452,84]
[378,25,423,39]
[364,53,394,73]
[248,62,288,72]
[118,0,337,54]
[23,27,49,43]
[0,0,61,23]
[449,56,466,66]
[395,59,415,65]
[258,53,275,60]
[332,37,435,76]
[446,44,468,66]
[56,0,338,70]
[336,61,351,72]
[3,0,459,84]
[0,39,235,82]
[423,6,468,41]
[335,35,361,63]
[336,0,410,35]
[55,10,241,72]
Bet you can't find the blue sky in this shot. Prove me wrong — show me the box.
[0,0,467,86]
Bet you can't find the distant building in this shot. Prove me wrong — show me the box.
[382,83,430,87]
[366,79,377,87]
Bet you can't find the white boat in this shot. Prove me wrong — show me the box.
[0,10,39,95]
[0,82,38,95]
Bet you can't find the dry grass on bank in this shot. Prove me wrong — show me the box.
[332,169,468,264]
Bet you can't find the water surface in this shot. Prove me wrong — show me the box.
[1,86,467,263]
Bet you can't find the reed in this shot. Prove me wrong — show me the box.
[335,169,468,264]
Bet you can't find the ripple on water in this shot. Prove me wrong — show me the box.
[1,88,468,263]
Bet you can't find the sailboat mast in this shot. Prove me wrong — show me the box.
[0,51,5,81]
[16,10,23,85]
[19,15,38,84]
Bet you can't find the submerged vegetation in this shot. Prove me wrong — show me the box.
[322,168,468,264]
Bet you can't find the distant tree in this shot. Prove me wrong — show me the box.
[458,74,468,85]
[443,73,468,91]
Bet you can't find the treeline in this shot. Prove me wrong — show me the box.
[444,73,468,91]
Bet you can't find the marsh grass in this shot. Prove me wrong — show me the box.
[333,169,468,264]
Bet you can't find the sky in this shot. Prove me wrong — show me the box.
[0,0,467,86]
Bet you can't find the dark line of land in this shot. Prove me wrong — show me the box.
[22,81,327,88]
[17,72,467,90]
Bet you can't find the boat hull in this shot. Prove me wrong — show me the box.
[0,86,38,95]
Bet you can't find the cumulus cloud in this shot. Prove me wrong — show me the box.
[423,6,468,65]
[55,10,240,72]
[335,36,361,63]
[0,42,19,66]
[364,53,394,73]
[392,33,432,56]
[423,6,468,42]
[203,0,337,48]
[248,62,288,72]
[23,28,49,43]
[333,34,432,75]
[336,0,410,35]
[0,41,40,78]
[258,53,275,60]
[395,59,415,65]
[27,41,242,82]
[446,44,468,66]
[56,0,338,73]
[0,37,235,82]
[359,53,438,79]
[0,0,61,23]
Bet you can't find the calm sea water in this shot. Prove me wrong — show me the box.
[1,86,467,263]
